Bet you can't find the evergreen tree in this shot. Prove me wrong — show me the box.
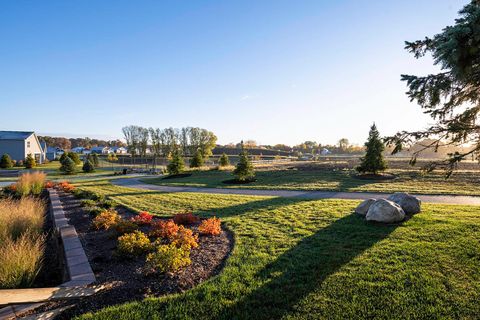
[0,154,13,169]
[219,153,230,167]
[90,153,100,167]
[357,124,387,174]
[388,1,480,174]
[67,152,81,165]
[59,152,68,164]
[189,149,204,168]
[233,142,255,182]
[25,154,36,169]
[82,160,95,173]
[167,148,185,175]
[60,156,76,174]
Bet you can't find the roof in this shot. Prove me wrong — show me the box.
[0,131,34,140]
[91,146,108,151]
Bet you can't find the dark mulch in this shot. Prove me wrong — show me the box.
[222,178,257,185]
[29,190,233,319]
[353,173,396,181]
[162,173,192,179]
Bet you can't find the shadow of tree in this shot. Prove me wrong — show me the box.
[216,213,398,319]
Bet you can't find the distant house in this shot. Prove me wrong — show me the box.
[320,148,331,156]
[91,146,110,154]
[42,142,64,161]
[71,147,85,153]
[111,147,127,154]
[0,131,45,164]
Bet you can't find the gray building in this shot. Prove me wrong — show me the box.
[0,131,45,164]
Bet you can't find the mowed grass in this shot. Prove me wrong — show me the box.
[143,168,480,195]
[75,181,480,319]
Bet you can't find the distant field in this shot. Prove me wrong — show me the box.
[143,160,480,196]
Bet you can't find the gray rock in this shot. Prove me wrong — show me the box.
[355,198,377,216]
[366,199,405,223]
[387,192,421,214]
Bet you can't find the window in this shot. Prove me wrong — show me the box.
[27,141,30,148]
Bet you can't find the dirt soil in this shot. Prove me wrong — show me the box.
[27,190,233,319]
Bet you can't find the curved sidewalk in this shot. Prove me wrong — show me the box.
[111,178,480,206]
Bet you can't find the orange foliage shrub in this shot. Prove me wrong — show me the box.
[92,209,120,230]
[198,217,221,236]
[57,181,75,193]
[149,219,179,239]
[171,225,198,249]
[131,211,153,225]
[173,212,200,225]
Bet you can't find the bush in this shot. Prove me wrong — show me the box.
[15,172,46,197]
[89,153,99,167]
[173,212,200,225]
[57,181,75,193]
[92,209,120,230]
[189,149,204,168]
[82,160,95,173]
[117,231,152,256]
[85,206,103,216]
[233,142,255,182]
[100,199,117,209]
[45,181,55,188]
[0,154,13,169]
[219,153,230,167]
[59,153,68,164]
[171,225,198,249]
[131,211,153,225]
[15,160,23,167]
[80,199,97,207]
[60,156,76,175]
[150,219,179,238]
[114,219,138,235]
[198,217,222,236]
[167,149,185,175]
[67,152,81,165]
[0,197,45,241]
[145,243,191,274]
[25,154,36,169]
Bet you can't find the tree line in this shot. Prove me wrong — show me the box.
[39,136,126,150]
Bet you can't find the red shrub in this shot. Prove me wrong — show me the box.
[150,219,179,239]
[171,226,199,249]
[57,181,75,193]
[173,212,200,225]
[131,211,153,225]
[44,181,55,188]
[198,217,221,236]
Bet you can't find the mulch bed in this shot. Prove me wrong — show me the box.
[28,190,233,319]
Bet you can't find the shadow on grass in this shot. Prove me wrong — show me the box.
[216,213,398,319]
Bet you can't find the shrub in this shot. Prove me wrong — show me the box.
[219,153,230,167]
[30,172,46,196]
[167,149,185,175]
[86,206,103,216]
[171,225,198,249]
[117,231,152,256]
[15,172,46,197]
[82,160,95,173]
[59,153,68,164]
[60,156,76,175]
[100,199,117,209]
[233,142,255,182]
[15,160,23,167]
[114,219,138,235]
[131,211,153,225]
[0,234,45,289]
[0,154,13,169]
[173,212,200,225]
[89,153,99,167]
[150,219,179,239]
[189,149,204,168]
[198,217,222,236]
[25,154,36,169]
[0,197,45,241]
[145,243,191,274]
[57,181,75,193]
[67,152,81,165]
[80,199,97,207]
[44,181,55,188]
[92,209,120,230]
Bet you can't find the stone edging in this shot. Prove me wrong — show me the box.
[0,188,97,319]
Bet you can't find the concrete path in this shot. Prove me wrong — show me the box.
[112,178,480,205]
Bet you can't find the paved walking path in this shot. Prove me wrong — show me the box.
[112,178,480,205]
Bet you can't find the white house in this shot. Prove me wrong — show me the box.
[91,146,110,154]
[111,146,127,154]
[0,131,46,164]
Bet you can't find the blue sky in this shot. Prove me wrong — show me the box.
[0,0,468,145]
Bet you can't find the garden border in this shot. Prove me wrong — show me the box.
[0,188,100,320]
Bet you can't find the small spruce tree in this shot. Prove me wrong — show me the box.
[82,160,95,173]
[60,156,76,174]
[25,153,36,169]
[67,152,82,165]
[356,123,388,175]
[233,142,255,182]
[59,153,68,164]
[90,153,100,167]
[189,149,204,168]
[0,154,13,169]
[167,148,185,175]
[219,153,230,167]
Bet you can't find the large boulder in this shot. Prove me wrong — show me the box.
[355,198,377,216]
[387,192,421,214]
[366,199,405,223]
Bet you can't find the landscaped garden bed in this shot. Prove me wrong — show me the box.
[28,185,233,319]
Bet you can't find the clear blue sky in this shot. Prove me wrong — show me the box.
[0,0,468,146]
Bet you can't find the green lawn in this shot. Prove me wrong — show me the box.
[75,181,480,319]
[142,168,480,195]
